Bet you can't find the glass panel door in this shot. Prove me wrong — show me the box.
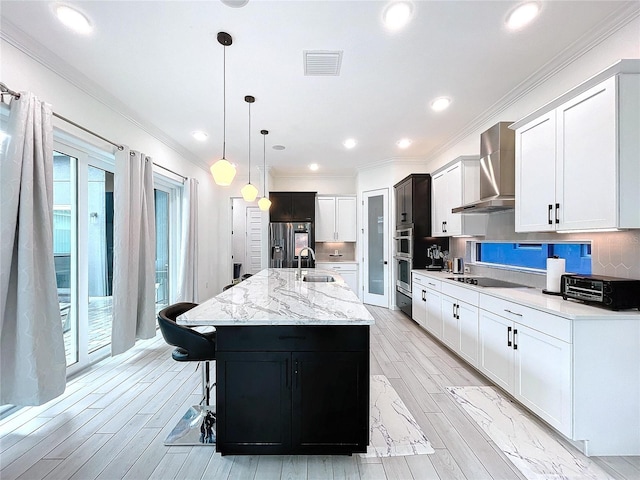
[87,166,114,353]
[155,189,170,313]
[363,189,389,307]
[53,152,78,365]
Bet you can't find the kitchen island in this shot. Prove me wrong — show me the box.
[179,268,374,455]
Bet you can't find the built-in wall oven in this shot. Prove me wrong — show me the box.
[394,255,412,297]
[394,227,413,257]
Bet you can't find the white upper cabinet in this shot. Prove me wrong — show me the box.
[513,60,640,232]
[316,196,357,242]
[432,156,487,237]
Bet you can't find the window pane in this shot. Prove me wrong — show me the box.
[87,166,114,354]
[54,152,77,365]
[155,189,170,313]
[367,195,384,295]
[476,242,591,274]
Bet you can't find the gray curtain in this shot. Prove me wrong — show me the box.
[0,92,66,406]
[177,178,198,302]
[111,149,156,355]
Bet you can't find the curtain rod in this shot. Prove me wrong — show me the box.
[1,81,124,151]
[1,81,189,182]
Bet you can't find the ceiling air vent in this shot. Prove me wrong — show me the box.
[303,50,343,76]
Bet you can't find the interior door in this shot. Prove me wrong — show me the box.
[362,189,389,307]
[246,206,263,274]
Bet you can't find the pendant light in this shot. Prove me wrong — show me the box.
[258,129,272,211]
[240,95,258,201]
[210,31,237,186]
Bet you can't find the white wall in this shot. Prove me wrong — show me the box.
[1,39,226,299]
[271,175,356,194]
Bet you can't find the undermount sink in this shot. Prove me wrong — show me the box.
[303,275,335,283]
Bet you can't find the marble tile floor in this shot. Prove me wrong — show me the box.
[364,374,435,458]
[447,385,616,480]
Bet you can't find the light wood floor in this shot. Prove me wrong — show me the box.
[1,306,638,480]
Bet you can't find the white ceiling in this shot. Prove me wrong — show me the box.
[1,1,637,176]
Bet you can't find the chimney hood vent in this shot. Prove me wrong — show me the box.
[452,122,516,214]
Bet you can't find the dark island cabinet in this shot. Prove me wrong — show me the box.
[269,192,316,222]
[215,325,370,455]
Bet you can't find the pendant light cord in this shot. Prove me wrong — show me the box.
[248,102,251,183]
[222,45,226,160]
[263,132,266,192]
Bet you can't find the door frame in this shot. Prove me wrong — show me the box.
[361,188,390,308]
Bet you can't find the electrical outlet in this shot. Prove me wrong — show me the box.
[464,266,470,273]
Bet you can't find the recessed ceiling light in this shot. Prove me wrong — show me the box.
[397,138,412,149]
[220,0,250,7]
[272,145,285,151]
[55,4,93,34]
[506,2,541,30]
[192,131,208,141]
[343,138,357,149]
[309,163,319,171]
[430,97,451,112]
[383,2,413,31]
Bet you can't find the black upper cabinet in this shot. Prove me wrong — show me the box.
[269,192,316,222]
[394,174,430,232]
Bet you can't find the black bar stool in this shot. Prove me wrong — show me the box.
[158,302,217,445]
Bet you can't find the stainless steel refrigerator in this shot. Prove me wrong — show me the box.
[269,222,315,268]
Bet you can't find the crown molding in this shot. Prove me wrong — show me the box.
[1,19,209,172]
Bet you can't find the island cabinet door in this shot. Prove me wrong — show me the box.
[216,351,292,454]
[291,351,369,454]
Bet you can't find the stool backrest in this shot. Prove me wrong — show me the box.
[158,302,216,360]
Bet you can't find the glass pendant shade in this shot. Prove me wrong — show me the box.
[258,196,272,211]
[210,159,236,186]
[241,182,258,202]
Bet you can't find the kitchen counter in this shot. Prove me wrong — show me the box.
[179,268,374,327]
[413,269,640,320]
[180,267,371,456]
[412,268,640,456]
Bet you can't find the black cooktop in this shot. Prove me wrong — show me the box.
[446,276,529,288]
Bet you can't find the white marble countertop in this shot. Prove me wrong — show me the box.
[412,269,640,321]
[179,268,375,327]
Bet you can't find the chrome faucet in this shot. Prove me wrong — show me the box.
[297,247,316,279]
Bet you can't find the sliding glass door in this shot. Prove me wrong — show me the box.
[53,144,115,372]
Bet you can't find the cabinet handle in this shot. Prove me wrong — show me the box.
[455,303,460,320]
[555,203,560,224]
[428,282,436,287]
[548,204,553,225]
[504,309,522,317]
[513,329,518,350]
[294,360,299,387]
[507,326,512,347]
[422,289,426,302]
[452,303,456,318]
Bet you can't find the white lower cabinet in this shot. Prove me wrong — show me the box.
[441,283,479,367]
[411,273,427,328]
[478,297,572,437]
[424,282,442,339]
[316,263,358,295]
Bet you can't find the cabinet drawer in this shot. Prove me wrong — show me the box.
[318,263,357,273]
[217,325,369,352]
[423,278,441,292]
[442,282,479,306]
[412,272,427,287]
[479,294,571,342]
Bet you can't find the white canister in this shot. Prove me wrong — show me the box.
[546,257,566,293]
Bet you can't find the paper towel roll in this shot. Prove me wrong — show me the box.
[546,257,566,293]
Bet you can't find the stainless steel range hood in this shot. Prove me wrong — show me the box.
[452,122,515,214]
